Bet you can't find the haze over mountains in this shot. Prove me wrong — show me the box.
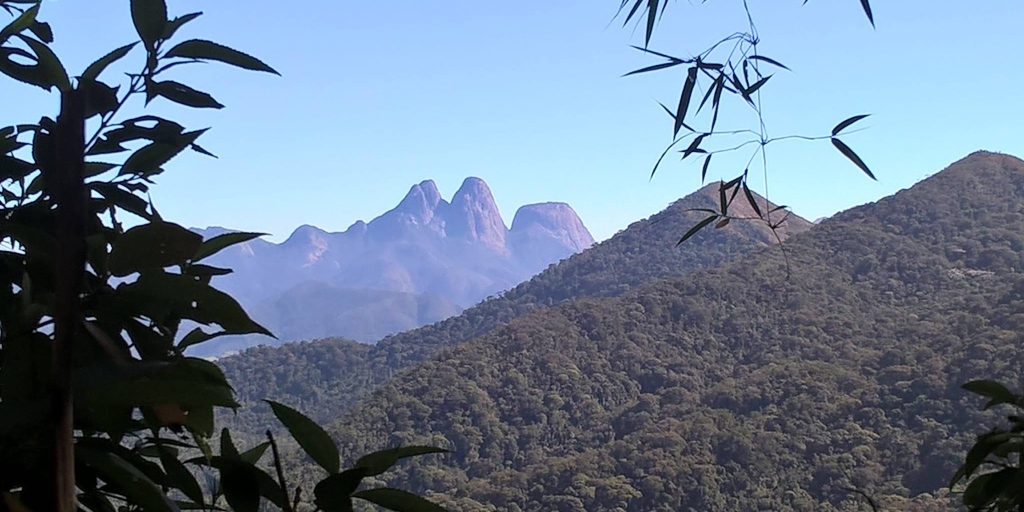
[190,177,594,356]
[299,151,1024,510]
[218,151,1024,510]
[219,180,811,433]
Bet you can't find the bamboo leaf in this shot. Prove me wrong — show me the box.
[831,138,875,180]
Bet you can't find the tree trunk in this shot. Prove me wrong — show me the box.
[50,87,86,512]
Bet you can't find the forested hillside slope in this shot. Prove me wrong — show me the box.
[319,151,1024,511]
[219,184,810,437]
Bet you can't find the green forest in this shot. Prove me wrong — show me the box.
[3,0,1024,511]
[218,183,810,439]
[265,151,1024,510]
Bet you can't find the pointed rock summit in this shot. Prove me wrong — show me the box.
[394,179,446,225]
[446,177,509,253]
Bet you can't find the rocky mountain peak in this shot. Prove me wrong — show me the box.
[446,177,509,253]
[394,179,446,224]
[510,202,594,252]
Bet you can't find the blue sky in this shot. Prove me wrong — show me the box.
[5,1,1024,242]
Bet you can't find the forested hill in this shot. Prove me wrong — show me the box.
[320,151,1024,511]
[218,184,810,435]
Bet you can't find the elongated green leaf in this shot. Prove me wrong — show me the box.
[193,231,266,262]
[164,39,279,74]
[220,427,240,459]
[747,54,790,71]
[240,441,270,465]
[314,469,367,512]
[220,459,261,512]
[622,59,684,77]
[162,11,202,40]
[645,0,659,47]
[831,114,870,136]
[82,42,138,80]
[108,221,203,276]
[963,380,1019,409]
[831,138,875,180]
[28,20,51,43]
[120,129,206,177]
[352,488,448,512]
[80,78,120,119]
[77,445,180,512]
[354,446,448,478]
[265,400,339,474]
[131,0,168,50]
[0,3,37,43]
[78,377,237,409]
[674,67,697,136]
[677,215,717,245]
[147,79,223,108]
[859,0,875,27]
[161,448,205,504]
[742,181,762,217]
[700,154,712,183]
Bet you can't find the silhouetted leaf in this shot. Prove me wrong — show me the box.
[674,67,697,136]
[859,0,875,27]
[160,448,204,504]
[120,129,205,177]
[131,0,168,50]
[677,215,717,245]
[314,469,367,512]
[352,488,449,512]
[193,231,265,262]
[742,181,762,217]
[27,20,50,43]
[354,446,448,477]
[747,54,790,71]
[964,380,1019,409]
[162,11,202,40]
[108,221,203,276]
[0,2,37,43]
[79,78,120,119]
[147,80,223,109]
[700,154,712,183]
[645,0,659,47]
[240,442,270,465]
[82,42,137,81]
[623,60,684,77]
[265,400,340,474]
[831,114,870,136]
[220,427,240,459]
[831,138,875,180]
[220,459,261,512]
[164,39,279,74]
[76,445,179,512]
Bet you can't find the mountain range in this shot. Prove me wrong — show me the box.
[218,180,810,435]
[219,151,1024,510]
[189,177,595,356]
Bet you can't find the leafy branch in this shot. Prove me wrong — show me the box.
[616,0,876,244]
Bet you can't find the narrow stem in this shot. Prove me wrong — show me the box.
[267,429,294,512]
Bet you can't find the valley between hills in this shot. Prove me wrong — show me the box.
[214,151,1024,509]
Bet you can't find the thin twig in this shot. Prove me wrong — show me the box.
[267,429,295,512]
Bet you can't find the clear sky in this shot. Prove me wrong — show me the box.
[5,1,1024,242]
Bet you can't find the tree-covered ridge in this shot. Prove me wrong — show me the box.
[218,184,809,437]
[318,152,1024,511]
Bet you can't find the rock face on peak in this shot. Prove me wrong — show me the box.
[445,177,509,253]
[188,177,594,357]
[509,202,595,274]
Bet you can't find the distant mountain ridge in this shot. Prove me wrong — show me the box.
[189,177,595,356]
[218,181,811,432]
[311,151,1024,511]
